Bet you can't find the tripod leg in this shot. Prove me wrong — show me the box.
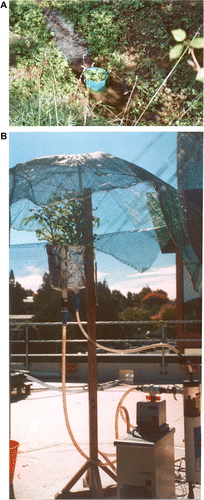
[188,482,195,499]
[82,468,90,488]
[90,464,103,498]
[82,464,103,498]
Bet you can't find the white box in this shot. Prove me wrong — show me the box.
[137,399,166,428]
[114,427,175,499]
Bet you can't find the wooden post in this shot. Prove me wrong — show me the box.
[55,189,114,498]
[176,250,184,343]
[83,188,102,495]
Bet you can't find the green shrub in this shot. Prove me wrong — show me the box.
[84,68,107,82]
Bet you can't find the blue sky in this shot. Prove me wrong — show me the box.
[9,131,177,298]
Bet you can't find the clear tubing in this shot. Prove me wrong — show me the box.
[61,323,116,467]
[115,387,137,440]
[76,310,183,445]
[61,312,183,471]
[76,310,180,356]
[61,324,89,461]
[120,406,134,433]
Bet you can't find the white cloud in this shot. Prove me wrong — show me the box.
[127,266,176,279]
[16,274,43,292]
[16,265,45,292]
[26,265,42,274]
[97,271,109,281]
[16,264,176,299]
[109,265,176,299]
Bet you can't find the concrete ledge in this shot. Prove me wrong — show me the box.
[10,353,201,362]
[11,353,201,384]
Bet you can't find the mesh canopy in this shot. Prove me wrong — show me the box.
[9,150,201,293]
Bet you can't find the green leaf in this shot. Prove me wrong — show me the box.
[171,29,186,42]
[169,44,184,60]
[189,38,204,49]
[195,69,204,82]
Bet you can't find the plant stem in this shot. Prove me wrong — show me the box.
[189,46,202,71]
[120,75,138,125]
[38,95,41,126]
[132,24,203,126]
[171,91,203,125]
[53,90,59,126]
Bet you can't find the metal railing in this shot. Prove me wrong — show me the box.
[10,320,201,374]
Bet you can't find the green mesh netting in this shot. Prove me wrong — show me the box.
[9,144,202,293]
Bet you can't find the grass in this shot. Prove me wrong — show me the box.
[9,0,203,126]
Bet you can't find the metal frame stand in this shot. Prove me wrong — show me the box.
[55,189,117,499]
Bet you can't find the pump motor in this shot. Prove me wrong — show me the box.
[115,397,175,499]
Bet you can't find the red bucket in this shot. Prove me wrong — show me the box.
[9,440,19,484]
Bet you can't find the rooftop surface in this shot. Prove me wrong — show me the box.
[10,380,201,500]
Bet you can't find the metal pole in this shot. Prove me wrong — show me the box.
[161,324,165,375]
[25,325,29,371]
[176,250,184,348]
[83,188,102,494]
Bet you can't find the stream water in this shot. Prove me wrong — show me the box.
[45,9,92,67]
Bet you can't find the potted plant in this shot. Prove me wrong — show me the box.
[84,67,108,92]
[24,193,99,292]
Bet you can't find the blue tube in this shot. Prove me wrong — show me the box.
[61,308,69,325]
[74,294,80,312]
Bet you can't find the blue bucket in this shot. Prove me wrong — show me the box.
[84,67,108,92]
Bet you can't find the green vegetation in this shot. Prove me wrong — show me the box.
[10,0,203,125]
[23,194,100,249]
[9,270,172,338]
[9,270,32,314]
[84,68,108,82]
[9,0,88,125]
[24,196,85,249]
[170,28,204,82]
[10,269,201,351]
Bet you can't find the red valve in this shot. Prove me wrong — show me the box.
[146,395,161,401]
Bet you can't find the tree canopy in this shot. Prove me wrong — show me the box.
[9,269,32,315]
[9,269,202,344]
